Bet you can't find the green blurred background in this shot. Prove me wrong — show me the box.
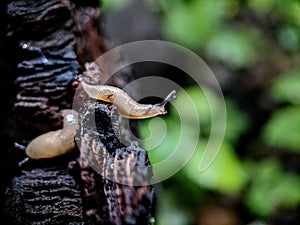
[102,0,300,224]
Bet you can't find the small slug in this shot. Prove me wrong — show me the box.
[25,109,79,159]
[81,81,176,119]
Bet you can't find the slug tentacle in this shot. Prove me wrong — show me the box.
[156,90,177,107]
[25,109,79,159]
[81,81,176,119]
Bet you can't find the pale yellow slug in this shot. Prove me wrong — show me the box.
[81,81,177,119]
[25,109,79,159]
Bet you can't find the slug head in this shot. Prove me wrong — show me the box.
[154,90,177,115]
[157,90,176,106]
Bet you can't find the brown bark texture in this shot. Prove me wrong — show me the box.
[1,0,154,224]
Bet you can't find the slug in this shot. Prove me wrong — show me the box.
[25,109,79,159]
[81,81,176,119]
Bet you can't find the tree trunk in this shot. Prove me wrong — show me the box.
[1,0,154,224]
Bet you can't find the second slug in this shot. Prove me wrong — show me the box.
[81,81,176,119]
[25,109,79,159]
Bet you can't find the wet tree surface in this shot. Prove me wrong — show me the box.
[73,100,154,224]
[0,0,154,224]
[5,167,84,224]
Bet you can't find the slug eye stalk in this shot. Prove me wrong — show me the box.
[157,90,177,107]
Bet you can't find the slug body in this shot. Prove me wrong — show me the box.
[25,109,79,159]
[81,81,176,119]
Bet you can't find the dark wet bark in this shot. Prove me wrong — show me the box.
[5,167,84,225]
[1,0,154,224]
[73,100,154,225]
[2,0,85,224]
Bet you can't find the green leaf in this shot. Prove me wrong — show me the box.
[262,106,300,151]
[245,159,300,216]
[101,0,131,11]
[138,86,223,178]
[172,86,248,143]
[248,0,300,26]
[138,86,250,181]
[271,69,300,105]
[183,140,247,194]
[168,86,218,136]
[278,0,300,26]
[138,116,181,164]
[277,26,300,52]
[248,0,276,13]
[155,189,192,225]
[161,0,227,50]
[205,28,257,69]
[224,99,249,144]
